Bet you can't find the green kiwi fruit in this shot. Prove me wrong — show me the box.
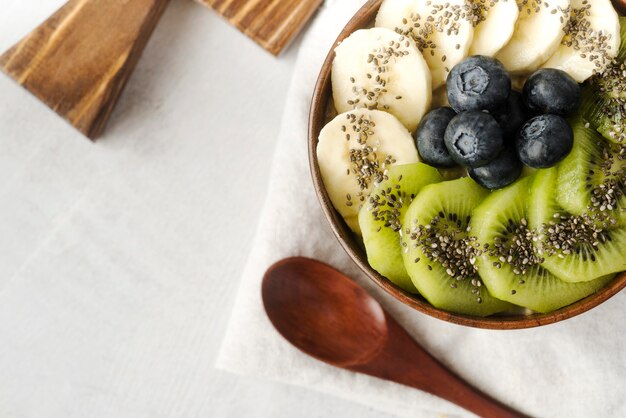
[472,177,615,313]
[528,168,626,283]
[359,163,442,293]
[579,17,626,144]
[400,177,512,316]
[556,117,626,224]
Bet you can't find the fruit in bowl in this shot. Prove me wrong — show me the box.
[310,0,626,327]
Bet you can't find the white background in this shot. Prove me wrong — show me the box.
[0,1,396,416]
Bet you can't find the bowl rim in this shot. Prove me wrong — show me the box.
[307,0,626,329]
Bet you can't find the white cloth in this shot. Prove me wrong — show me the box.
[216,1,626,417]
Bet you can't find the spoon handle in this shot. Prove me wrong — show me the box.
[353,318,528,418]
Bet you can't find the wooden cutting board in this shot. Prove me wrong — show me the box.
[0,0,170,139]
[0,0,322,139]
[198,0,323,56]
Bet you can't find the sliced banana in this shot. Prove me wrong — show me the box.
[495,0,570,75]
[541,0,620,82]
[469,0,519,57]
[332,28,432,132]
[375,0,474,90]
[317,109,419,235]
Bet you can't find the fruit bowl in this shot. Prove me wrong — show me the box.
[308,0,626,329]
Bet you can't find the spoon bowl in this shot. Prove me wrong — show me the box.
[262,257,387,367]
[262,257,529,418]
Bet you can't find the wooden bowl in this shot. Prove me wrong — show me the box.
[308,0,626,329]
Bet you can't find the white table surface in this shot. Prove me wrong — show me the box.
[0,1,398,417]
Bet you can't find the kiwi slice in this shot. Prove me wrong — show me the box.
[579,17,626,144]
[400,177,512,316]
[359,163,442,293]
[556,117,626,224]
[580,83,626,145]
[472,177,615,313]
[528,168,626,283]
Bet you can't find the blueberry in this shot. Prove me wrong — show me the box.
[444,111,504,168]
[523,69,581,116]
[446,55,511,113]
[414,107,457,168]
[516,115,574,168]
[491,90,529,141]
[469,147,523,190]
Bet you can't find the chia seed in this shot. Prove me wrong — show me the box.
[537,212,613,259]
[344,112,396,205]
[405,212,485,301]
[345,35,413,113]
[561,1,614,76]
[485,218,544,275]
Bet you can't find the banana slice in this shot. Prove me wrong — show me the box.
[375,0,474,90]
[332,28,432,132]
[495,0,570,75]
[317,109,419,235]
[541,0,620,82]
[469,0,519,57]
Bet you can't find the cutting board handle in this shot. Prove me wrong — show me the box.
[0,0,170,139]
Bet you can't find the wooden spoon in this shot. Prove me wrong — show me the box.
[262,257,528,418]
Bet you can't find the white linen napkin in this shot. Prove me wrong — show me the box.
[216,1,626,416]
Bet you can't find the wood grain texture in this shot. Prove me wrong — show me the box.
[197,0,322,55]
[263,257,529,418]
[308,0,626,329]
[0,0,170,139]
